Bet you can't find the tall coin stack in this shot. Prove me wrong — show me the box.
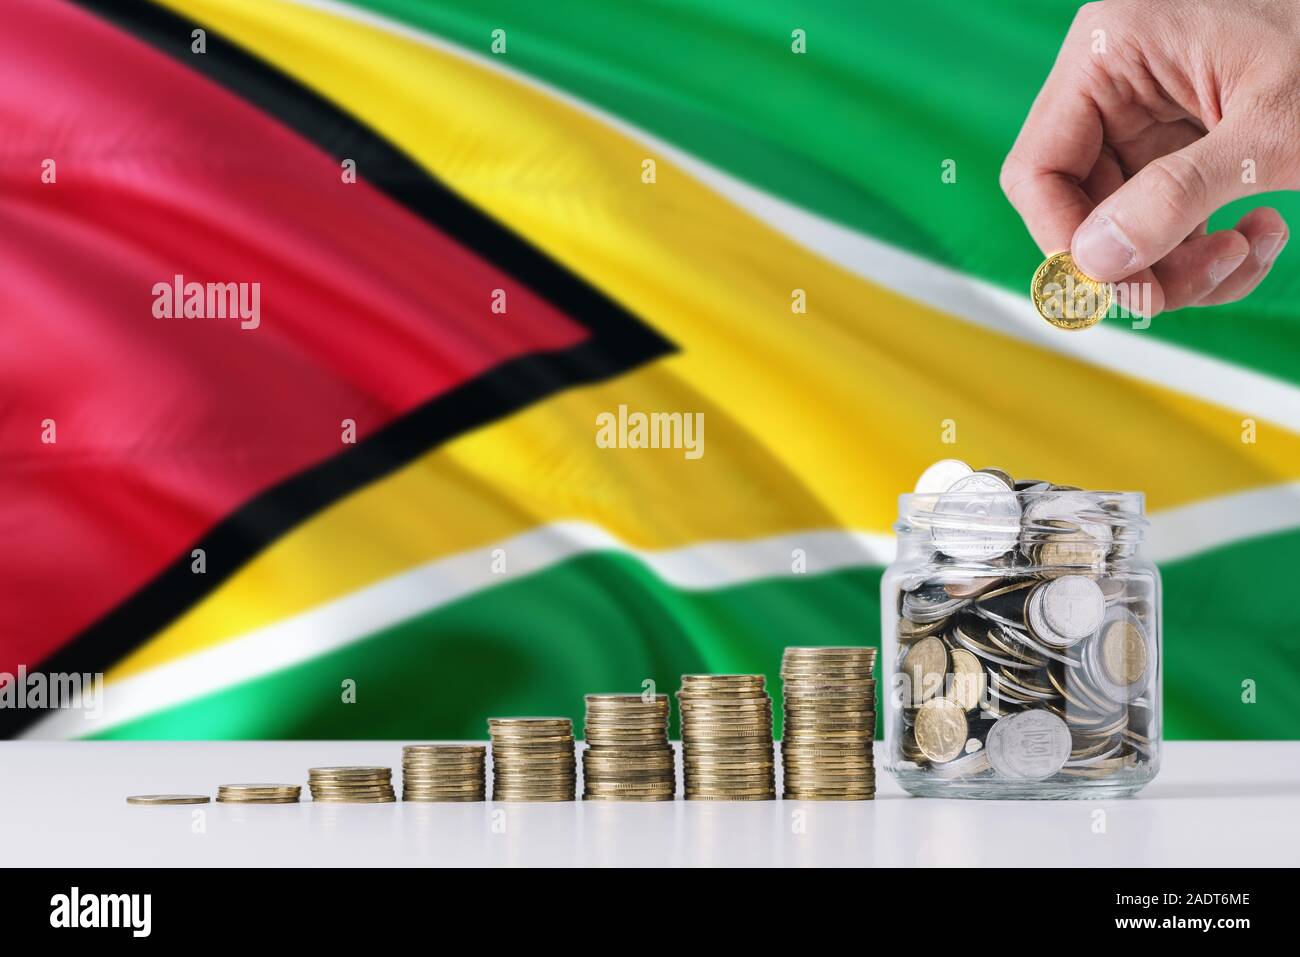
[780,647,878,800]
[488,718,576,801]
[677,674,776,800]
[581,694,676,801]
[307,766,395,803]
[402,745,486,802]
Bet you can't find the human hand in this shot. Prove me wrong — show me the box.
[1001,0,1299,316]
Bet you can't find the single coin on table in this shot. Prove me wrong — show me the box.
[126,794,210,805]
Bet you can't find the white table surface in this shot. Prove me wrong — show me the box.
[2,741,1296,867]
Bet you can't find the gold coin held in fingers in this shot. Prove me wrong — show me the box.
[1031,251,1111,330]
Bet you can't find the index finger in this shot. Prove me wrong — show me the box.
[1000,52,1104,254]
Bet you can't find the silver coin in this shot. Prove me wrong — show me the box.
[1098,577,1128,604]
[1013,619,1084,667]
[931,473,1022,561]
[901,585,966,623]
[895,568,933,592]
[976,467,1016,489]
[988,669,1057,702]
[913,458,974,494]
[1040,575,1105,643]
[982,621,1052,667]
[951,621,1040,670]
[1023,490,1113,543]
[986,710,1072,781]
[1014,479,1052,491]
[944,576,1002,599]
[1064,738,1124,767]
[985,680,1036,708]
[1026,587,1066,648]
[928,749,991,778]
[1084,610,1153,704]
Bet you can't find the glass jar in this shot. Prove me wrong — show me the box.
[881,481,1161,799]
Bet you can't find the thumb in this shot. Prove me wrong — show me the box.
[1071,119,1256,281]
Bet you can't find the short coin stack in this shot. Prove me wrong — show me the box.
[402,745,486,802]
[489,718,576,801]
[581,694,676,801]
[216,783,301,804]
[307,766,395,803]
[677,674,775,800]
[780,647,877,800]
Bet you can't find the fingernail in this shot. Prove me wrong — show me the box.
[1257,232,1287,265]
[1210,253,1247,284]
[1073,216,1138,279]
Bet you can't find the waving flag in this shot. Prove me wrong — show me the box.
[3,0,1298,740]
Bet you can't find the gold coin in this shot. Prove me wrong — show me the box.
[308,781,395,790]
[901,636,948,704]
[1031,251,1111,330]
[308,766,390,775]
[1036,531,1109,568]
[403,781,484,790]
[404,795,485,802]
[1101,618,1148,685]
[948,649,987,711]
[312,797,396,803]
[678,678,763,687]
[216,797,300,804]
[679,697,764,705]
[492,795,575,802]
[126,794,210,805]
[583,779,675,791]
[584,794,675,802]
[489,746,574,755]
[914,697,969,763]
[783,794,874,802]
[403,764,484,772]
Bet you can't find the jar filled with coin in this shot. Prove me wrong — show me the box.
[881,460,1160,798]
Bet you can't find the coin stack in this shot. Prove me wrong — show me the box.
[216,783,301,804]
[489,718,576,801]
[307,766,395,803]
[894,460,1157,788]
[401,745,486,802]
[581,694,676,801]
[780,647,877,800]
[677,674,776,800]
